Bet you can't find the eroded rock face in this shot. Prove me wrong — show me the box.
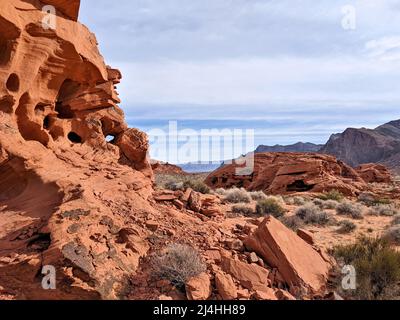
[244,216,332,296]
[205,152,368,196]
[355,163,392,184]
[0,0,154,299]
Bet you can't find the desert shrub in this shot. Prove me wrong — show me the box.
[285,196,307,206]
[336,202,364,220]
[333,237,400,300]
[383,227,400,245]
[183,179,210,194]
[224,188,251,204]
[164,180,184,191]
[312,198,324,208]
[280,215,304,231]
[151,244,206,288]
[318,189,344,202]
[249,191,266,201]
[337,220,357,234]
[214,188,227,196]
[392,215,400,226]
[231,204,255,216]
[368,205,399,217]
[374,198,392,206]
[323,200,339,209]
[256,198,286,218]
[295,203,331,226]
[357,192,376,205]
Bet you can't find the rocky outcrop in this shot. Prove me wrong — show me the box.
[244,216,332,296]
[151,161,188,175]
[0,0,154,299]
[205,152,368,196]
[321,120,400,172]
[355,163,392,184]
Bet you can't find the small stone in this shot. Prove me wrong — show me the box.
[146,220,159,232]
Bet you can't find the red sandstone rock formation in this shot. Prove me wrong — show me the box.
[244,216,332,296]
[0,0,153,299]
[355,163,392,184]
[205,152,368,196]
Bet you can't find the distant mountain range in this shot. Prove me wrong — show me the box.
[256,142,323,153]
[176,119,400,174]
[321,119,400,173]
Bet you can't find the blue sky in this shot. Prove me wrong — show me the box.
[79,0,400,163]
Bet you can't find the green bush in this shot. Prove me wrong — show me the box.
[151,244,206,288]
[256,198,286,218]
[224,188,251,204]
[323,200,339,209]
[333,237,400,300]
[318,189,344,202]
[336,202,364,220]
[183,179,210,194]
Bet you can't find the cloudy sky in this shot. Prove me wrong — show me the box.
[79,0,400,163]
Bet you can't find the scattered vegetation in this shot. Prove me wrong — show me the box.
[333,237,400,300]
[318,189,344,202]
[322,200,339,209]
[295,203,331,226]
[358,192,392,207]
[249,191,267,201]
[214,188,227,196]
[256,198,286,218]
[157,174,210,194]
[368,205,399,217]
[392,215,400,226]
[223,188,251,204]
[280,215,304,231]
[151,244,206,288]
[336,202,364,220]
[383,227,400,245]
[285,196,307,206]
[337,220,357,234]
[231,204,255,216]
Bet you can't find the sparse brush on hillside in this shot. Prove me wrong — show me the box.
[280,215,304,231]
[336,202,364,220]
[249,191,267,201]
[318,189,344,202]
[323,200,339,209]
[151,244,206,288]
[223,188,251,204]
[295,203,331,226]
[337,220,357,234]
[231,204,255,217]
[214,188,227,196]
[357,192,376,205]
[368,205,399,217]
[383,227,400,245]
[333,237,400,300]
[156,174,210,194]
[285,196,307,206]
[256,198,287,218]
[392,215,400,226]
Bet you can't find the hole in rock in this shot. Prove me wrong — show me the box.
[68,132,82,144]
[28,233,51,251]
[286,180,315,192]
[55,79,80,119]
[211,177,218,185]
[0,39,15,65]
[43,115,51,129]
[6,73,20,92]
[35,103,46,113]
[105,135,116,143]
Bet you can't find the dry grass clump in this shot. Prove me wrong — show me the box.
[295,203,331,226]
[214,188,227,196]
[280,215,304,231]
[256,198,287,218]
[333,237,400,300]
[337,220,357,234]
[223,188,251,204]
[392,215,400,226]
[336,201,364,220]
[249,191,267,201]
[231,204,255,216]
[318,189,344,202]
[285,196,308,206]
[368,205,399,217]
[383,226,400,245]
[157,174,210,194]
[151,244,206,288]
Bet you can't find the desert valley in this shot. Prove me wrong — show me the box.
[0,1,400,302]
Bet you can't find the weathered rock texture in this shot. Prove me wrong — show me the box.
[0,0,154,299]
[205,152,369,196]
[355,163,392,184]
[321,120,400,173]
[244,216,332,296]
